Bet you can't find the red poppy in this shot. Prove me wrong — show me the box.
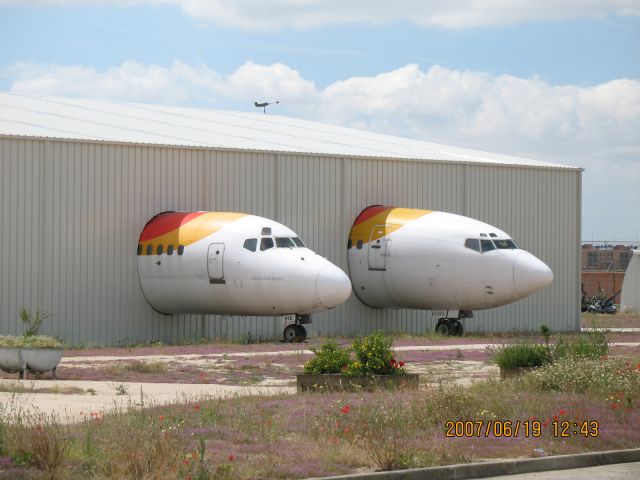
[529,416,537,422]
[341,405,350,414]
[553,415,558,421]
[193,404,200,412]
[159,415,165,422]
[557,409,567,416]
[635,363,640,371]
[399,361,405,367]
[610,403,619,410]
[183,459,190,466]
[228,454,235,462]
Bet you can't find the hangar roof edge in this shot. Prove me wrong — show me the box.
[0,92,580,171]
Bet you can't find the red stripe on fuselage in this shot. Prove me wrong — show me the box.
[353,205,393,226]
[139,211,207,242]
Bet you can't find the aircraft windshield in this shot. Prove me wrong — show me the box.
[275,237,295,248]
[292,237,305,247]
[494,239,518,249]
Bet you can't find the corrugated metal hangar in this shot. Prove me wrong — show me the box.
[0,93,582,346]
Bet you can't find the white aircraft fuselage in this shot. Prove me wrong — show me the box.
[347,206,553,311]
[137,212,352,319]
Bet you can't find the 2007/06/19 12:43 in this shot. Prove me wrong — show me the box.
[445,420,599,438]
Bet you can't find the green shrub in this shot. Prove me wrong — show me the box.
[0,335,62,349]
[553,331,608,360]
[491,342,553,369]
[304,341,352,374]
[347,331,405,375]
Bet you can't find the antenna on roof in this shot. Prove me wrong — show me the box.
[254,101,279,114]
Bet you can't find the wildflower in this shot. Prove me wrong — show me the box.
[343,427,350,434]
[635,363,640,371]
[557,409,568,416]
[228,454,235,462]
[610,403,619,410]
[183,458,190,466]
[399,361,405,367]
[192,451,198,460]
[159,415,165,422]
[553,415,558,421]
[193,404,201,412]
[341,405,350,414]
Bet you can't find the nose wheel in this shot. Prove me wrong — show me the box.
[435,318,464,337]
[283,315,310,343]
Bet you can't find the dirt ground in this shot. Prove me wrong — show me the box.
[581,312,640,328]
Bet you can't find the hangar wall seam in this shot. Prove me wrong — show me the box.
[0,137,580,345]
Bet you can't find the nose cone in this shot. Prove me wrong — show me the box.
[513,251,553,298]
[315,265,352,309]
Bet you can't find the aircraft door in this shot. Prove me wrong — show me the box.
[368,225,388,271]
[207,243,225,283]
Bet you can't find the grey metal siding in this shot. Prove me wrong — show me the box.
[0,137,581,345]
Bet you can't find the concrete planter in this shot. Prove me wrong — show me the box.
[0,347,63,379]
[297,373,419,392]
[499,366,536,380]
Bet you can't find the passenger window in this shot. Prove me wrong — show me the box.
[494,239,517,249]
[156,244,163,255]
[177,245,185,255]
[292,237,305,247]
[489,233,497,238]
[356,239,363,250]
[275,237,295,248]
[146,245,153,255]
[243,238,257,252]
[137,244,142,255]
[260,238,274,251]
[347,239,353,249]
[481,240,496,252]
[464,239,481,252]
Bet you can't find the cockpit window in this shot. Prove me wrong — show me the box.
[480,233,488,237]
[481,239,495,252]
[356,239,363,249]
[243,238,257,252]
[464,238,481,252]
[292,237,305,248]
[276,237,295,248]
[489,233,498,238]
[494,239,518,249]
[260,238,274,251]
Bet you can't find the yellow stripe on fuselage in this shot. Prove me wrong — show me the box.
[349,207,432,245]
[139,212,247,255]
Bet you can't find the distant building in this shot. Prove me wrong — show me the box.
[581,243,638,304]
[581,244,635,271]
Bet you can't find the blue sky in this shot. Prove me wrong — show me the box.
[1,1,639,241]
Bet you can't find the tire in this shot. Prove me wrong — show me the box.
[451,319,463,336]
[283,325,298,343]
[435,319,451,336]
[295,325,308,342]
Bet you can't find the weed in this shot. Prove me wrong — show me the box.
[19,307,52,337]
[86,388,96,396]
[113,383,128,396]
[122,360,168,374]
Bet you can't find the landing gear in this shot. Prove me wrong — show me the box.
[434,312,470,337]
[282,314,310,343]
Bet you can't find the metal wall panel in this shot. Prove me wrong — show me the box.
[0,137,581,345]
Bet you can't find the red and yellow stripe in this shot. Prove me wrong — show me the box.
[349,205,432,246]
[138,211,247,255]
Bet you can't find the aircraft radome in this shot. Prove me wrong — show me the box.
[347,205,553,336]
[137,211,352,342]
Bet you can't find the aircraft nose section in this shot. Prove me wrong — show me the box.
[513,251,553,298]
[315,265,352,309]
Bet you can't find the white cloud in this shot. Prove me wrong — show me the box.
[5,59,640,238]
[1,0,639,30]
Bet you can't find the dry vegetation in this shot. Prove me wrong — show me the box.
[0,353,639,479]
